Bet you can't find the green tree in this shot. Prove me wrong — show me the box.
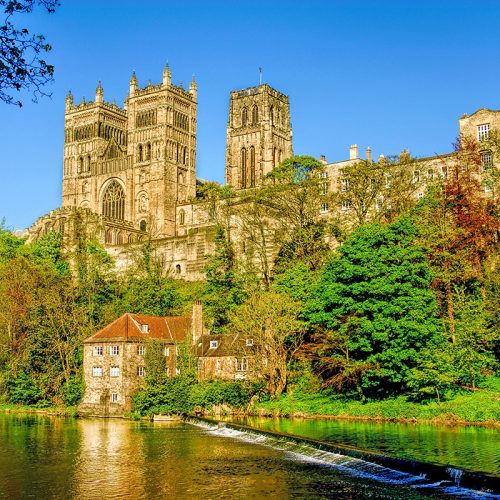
[306,218,443,398]
[203,225,246,332]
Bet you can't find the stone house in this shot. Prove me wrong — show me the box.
[79,303,202,416]
[194,333,256,381]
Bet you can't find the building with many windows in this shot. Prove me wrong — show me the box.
[27,64,498,281]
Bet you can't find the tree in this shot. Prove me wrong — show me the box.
[0,0,59,106]
[228,290,304,397]
[306,218,444,398]
[203,225,247,332]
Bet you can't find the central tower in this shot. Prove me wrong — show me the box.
[225,84,293,189]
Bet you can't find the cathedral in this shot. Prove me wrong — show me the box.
[28,64,498,280]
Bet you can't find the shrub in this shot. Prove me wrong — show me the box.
[62,376,83,406]
[8,372,41,405]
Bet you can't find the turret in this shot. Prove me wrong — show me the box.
[162,63,171,86]
[95,81,103,104]
[129,71,138,96]
[189,75,197,100]
[65,90,73,111]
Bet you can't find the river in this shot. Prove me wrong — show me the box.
[0,413,498,499]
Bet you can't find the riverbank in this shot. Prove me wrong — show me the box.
[0,403,77,417]
[250,387,500,428]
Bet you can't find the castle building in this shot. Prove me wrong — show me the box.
[28,65,498,280]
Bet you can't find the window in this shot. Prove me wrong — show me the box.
[179,209,185,225]
[250,146,256,187]
[341,200,352,210]
[110,345,119,356]
[146,143,151,161]
[427,169,434,181]
[137,366,145,377]
[216,359,221,370]
[175,264,181,274]
[93,346,103,356]
[413,170,420,183]
[241,148,247,189]
[102,180,125,220]
[209,340,218,349]
[236,358,248,371]
[477,123,490,141]
[246,338,254,346]
[176,367,181,375]
[92,367,102,377]
[197,358,202,372]
[137,345,145,355]
[164,347,170,357]
[110,366,120,377]
[441,166,448,179]
[252,105,258,125]
[481,151,493,170]
[241,107,248,127]
[269,105,274,126]
[138,144,143,162]
[140,220,147,232]
[341,178,350,192]
[320,203,329,214]
[140,324,149,334]
[111,392,118,403]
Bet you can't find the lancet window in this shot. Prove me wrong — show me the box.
[102,180,125,220]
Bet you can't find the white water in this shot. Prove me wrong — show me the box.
[187,418,499,499]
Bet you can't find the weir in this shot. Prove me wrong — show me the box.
[185,416,500,497]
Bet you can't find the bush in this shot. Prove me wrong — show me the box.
[8,372,41,405]
[62,376,83,406]
[189,380,253,409]
[133,377,193,416]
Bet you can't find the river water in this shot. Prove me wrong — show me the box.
[0,413,498,499]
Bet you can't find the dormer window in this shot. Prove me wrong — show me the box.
[141,324,149,334]
[246,338,254,346]
[209,340,218,349]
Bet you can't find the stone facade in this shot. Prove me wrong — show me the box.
[27,65,498,280]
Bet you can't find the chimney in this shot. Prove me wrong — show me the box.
[192,300,203,345]
[349,144,359,160]
[320,154,326,163]
[366,147,372,163]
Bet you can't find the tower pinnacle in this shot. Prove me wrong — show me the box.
[130,71,138,96]
[163,63,171,86]
[95,81,103,103]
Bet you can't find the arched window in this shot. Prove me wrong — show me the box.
[78,157,84,173]
[87,155,91,172]
[105,229,113,244]
[179,209,185,225]
[250,146,255,187]
[175,264,181,274]
[270,105,274,126]
[139,220,147,232]
[102,180,125,220]
[116,232,123,245]
[273,147,277,167]
[128,234,135,244]
[146,143,151,160]
[241,148,247,189]
[138,144,143,162]
[241,107,248,127]
[252,105,258,125]
[183,147,187,164]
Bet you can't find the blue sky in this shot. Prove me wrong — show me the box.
[1,0,500,229]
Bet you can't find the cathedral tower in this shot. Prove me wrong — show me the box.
[61,65,197,241]
[225,84,293,189]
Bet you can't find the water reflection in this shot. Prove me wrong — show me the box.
[0,413,460,499]
[223,416,500,475]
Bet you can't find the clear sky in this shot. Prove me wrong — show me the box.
[1,0,500,229]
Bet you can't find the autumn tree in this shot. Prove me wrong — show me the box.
[228,290,304,397]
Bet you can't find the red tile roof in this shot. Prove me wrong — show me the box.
[84,314,191,343]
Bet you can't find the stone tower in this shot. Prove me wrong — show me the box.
[225,84,293,189]
[61,65,197,241]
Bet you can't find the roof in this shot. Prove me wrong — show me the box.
[195,333,256,358]
[84,313,191,343]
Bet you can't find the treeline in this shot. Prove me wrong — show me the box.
[0,136,498,412]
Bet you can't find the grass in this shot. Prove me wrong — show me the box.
[254,380,500,424]
[0,403,78,417]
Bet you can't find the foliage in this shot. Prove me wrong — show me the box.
[189,380,254,409]
[0,0,59,106]
[203,225,247,332]
[306,218,444,398]
[61,375,83,406]
[7,371,41,404]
